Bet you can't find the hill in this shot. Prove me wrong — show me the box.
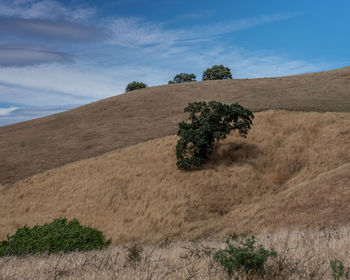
[1,110,349,244]
[1,66,350,186]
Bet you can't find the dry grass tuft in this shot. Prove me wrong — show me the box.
[0,110,349,245]
[1,227,350,279]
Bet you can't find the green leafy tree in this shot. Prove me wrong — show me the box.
[202,65,232,80]
[176,101,254,170]
[125,81,148,92]
[0,218,111,257]
[168,73,196,84]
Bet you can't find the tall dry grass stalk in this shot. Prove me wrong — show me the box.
[0,110,349,244]
[1,227,350,279]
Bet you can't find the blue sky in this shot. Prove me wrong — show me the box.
[1,0,350,126]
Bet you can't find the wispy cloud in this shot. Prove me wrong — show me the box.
[0,44,71,66]
[177,12,302,40]
[0,0,96,21]
[106,12,302,48]
[0,18,106,42]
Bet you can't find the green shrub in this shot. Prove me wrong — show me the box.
[168,73,196,84]
[331,259,350,280]
[176,101,254,170]
[202,65,232,80]
[125,81,147,92]
[0,218,111,257]
[214,233,276,277]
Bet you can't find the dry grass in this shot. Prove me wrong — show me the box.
[1,227,350,279]
[1,66,350,186]
[1,110,349,244]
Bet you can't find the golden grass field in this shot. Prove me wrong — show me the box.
[1,66,350,186]
[1,67,350,279]
[1,110,349,245]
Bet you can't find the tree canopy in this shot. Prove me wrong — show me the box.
[202,65,232,80]
[176,101,254,169]
[125,81,148,92]
[169,73,197,84]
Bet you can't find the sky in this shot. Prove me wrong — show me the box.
[1,0,350,126]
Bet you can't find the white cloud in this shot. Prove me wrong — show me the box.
[0,107,18,116]
[0,105,79,126]
[106,17,177,47]
[0,62,171,106]
[0,64,118,100]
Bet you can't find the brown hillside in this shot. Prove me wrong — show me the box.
[1,110,349,244]
[1,67,350,186]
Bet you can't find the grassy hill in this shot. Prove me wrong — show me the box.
[1,110,349,244]
[1,66,350,186]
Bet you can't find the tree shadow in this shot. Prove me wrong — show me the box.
[208,141,261,167]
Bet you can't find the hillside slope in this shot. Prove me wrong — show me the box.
[1,110,349,243]
[1,66,350,186]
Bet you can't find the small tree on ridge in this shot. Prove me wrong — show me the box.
[168,73,197,84]
[202,65,232,80]
[125,81,147,92]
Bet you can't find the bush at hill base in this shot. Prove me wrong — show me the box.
[0,218,111,257]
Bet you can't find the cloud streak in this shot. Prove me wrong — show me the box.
[0,18,106,42]
[0,107,18,116]
[0,104,80,127]
[0,45,71,66]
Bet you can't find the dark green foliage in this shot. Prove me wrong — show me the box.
[202,64,232,80]
[214,233,277,277]
[0,218,111,257]
[125,81,148,92]
[331,259,350,280]
[176,101,254,170]
[168,73,196,84]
